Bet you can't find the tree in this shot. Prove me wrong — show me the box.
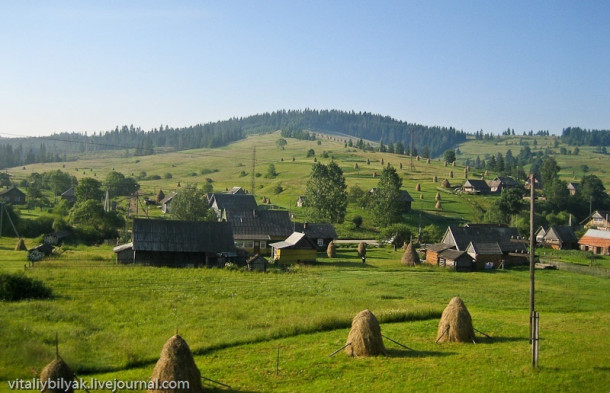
[105,171,139,197]
[276,138,287,150]
[371,166,403,226]
[75,178,104,202]
[69,199,124,239]
[351,215,363,228]
[395,141,405,155]
[304,162,348,223]
[171,184,217,221]
[306,149,315,157]
[540,157,560,187]
[443,150,456,163]
[265,164,278,179]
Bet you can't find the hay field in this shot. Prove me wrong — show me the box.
[0,241,608,392]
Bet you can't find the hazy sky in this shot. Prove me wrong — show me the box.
[1,1,608,137]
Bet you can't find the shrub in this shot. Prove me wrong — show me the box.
[273,185,283,194]
[351,215,363,228]
[164,173,173,179]
[0,273,52,301]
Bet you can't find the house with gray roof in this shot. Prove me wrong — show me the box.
[113,218,236,267]
[293,222,338,251]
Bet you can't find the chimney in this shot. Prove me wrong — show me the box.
[304,222,308,229]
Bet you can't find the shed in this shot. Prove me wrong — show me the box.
[246,254,267,272]
[424,243,455,265]
[567,182,579,196]
[437,249,474,271]
[368,188,414,211]
[269,232,317,264]
[296,196,306,207]
[160,192,177,214]
[466,241,503,269]
[543,226,578,250]
[113,218,236,267]
[462,180,490,194]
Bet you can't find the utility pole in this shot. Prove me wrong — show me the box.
[410,129,415,170]
[529,173,536,354]
[251,146,256,198]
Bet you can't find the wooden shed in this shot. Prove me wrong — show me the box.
[437,249,474,272]
[424,243,455,265]
[269,232,317,264]
[246,254,268,272]
[113,218,236,267]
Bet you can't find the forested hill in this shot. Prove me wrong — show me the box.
[237,109,467,157]
[561,127,610,146]
[0,109,466,168]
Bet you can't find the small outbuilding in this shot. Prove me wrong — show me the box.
[578,229,610,255]
[293,222,338,251]
[246,254,267,272]
[437,249,474,271]
[0,186,26,204]
[269,232,317,264]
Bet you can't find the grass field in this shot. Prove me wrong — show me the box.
[1,239,609,392]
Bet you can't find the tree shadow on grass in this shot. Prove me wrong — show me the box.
[386,348,457,358]
[472,336,529,345]
[314,261,378,268]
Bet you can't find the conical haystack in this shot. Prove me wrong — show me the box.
[436,297,475,343]
[39,357,74,393]
[327,241,337,258]
[345,309,386,357]
[435,201,442,209]
[401,242,420,266]
[148,335,204,393]
[357,242,366,258]
[435,192,441,201]
[15,238,27,251]
[415,183,421,191]
[441,179,451,188]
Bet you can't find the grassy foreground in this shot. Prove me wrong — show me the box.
[0,241,609,392]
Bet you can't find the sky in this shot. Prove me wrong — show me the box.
[1,1,608,138]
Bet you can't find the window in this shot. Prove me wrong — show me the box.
[317,239,324,247]
[260,241,266,249]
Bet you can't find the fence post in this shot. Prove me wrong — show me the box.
[532,311,539,367]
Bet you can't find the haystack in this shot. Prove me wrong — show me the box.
[357,242,366,258]
[39,357,74,393]
[345,309,386,357]
[433,175,438,182]
[15,238,27,251]
[148,335,204,393]
[441,179,451,188]
[415,183,421,191]
[435,192,441,201]
[435,201,442,209]
[401,242,420,266]
[327,241,337,258]
[436,297,475,343]
[449,170,454,178]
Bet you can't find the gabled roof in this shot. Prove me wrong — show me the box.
[226,209,293,239]
[466,241,502,255]
[425,243,455,253]
[444,224,527,253]
[438,249,471,261]
[228,186,247,195]
[130,218,235,253]
[580,210,610,225]
[159,191,177,205]
[463,179,490,190]
[578,229,610,248]
[293,223,338,239]
[0,186,25,196]
[567,182,579,191]
[210,193,257,212]
[269,232,317,250]
[545,226,577,244]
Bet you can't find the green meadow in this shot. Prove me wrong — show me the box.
[0,238,609,392]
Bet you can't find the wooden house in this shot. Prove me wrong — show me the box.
[269,232,317,264]
[246,254,267,272]
[0,186,26,205]
[487,176,519,193]
[462,180,491,194]
[209,193,257,217]
[160,192,177,214]
[293,222,338,251]
[437,249,474,272]
[466,241,503,269]
[442,224,528,267]
[535,227,547,244]
[580,210,610,230]
[113,218,236,267]
[567,182,579,196]
[228,186,247,195]
[542,226,578,250]
[226,209,293,255]
[424,243,455,264]
[578,229,610,255]
[60,186,77,204]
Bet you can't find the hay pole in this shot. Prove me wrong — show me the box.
[473,327,492,339]
[435,326,449,344]
[201,376,231,389]
[328,342,351,357]
[381,334,413,351]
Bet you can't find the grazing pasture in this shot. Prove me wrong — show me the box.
[0,240,608,392]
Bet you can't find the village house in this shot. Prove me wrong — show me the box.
[539,226,578,250]
[225,209,293,255]
[567,182,579,196]
[580,210,610,230]
[113,218,236,267]
[486,176,519,193]
[0,186,26,205]
[269,232,317,264]
[440,224,528,268]
[462,179,491,194]
[160,191,177,214]
[60,186,77,204]
[424,243,455,264]
[437,249,474,271]
[535,226,547,244]
[228,186,247,195]
[296,196,306,207]
[578,229,610,255]
[293,222,338,251]
[209,192,257,217]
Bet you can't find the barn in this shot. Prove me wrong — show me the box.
[113,218,236,267]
